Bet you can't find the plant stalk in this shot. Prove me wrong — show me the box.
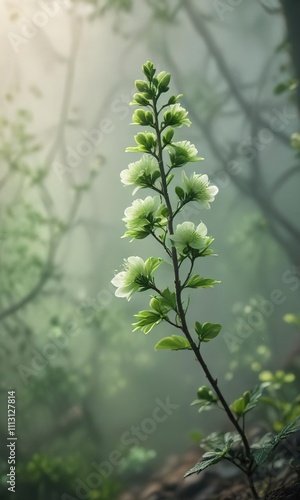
[152,95,259,500]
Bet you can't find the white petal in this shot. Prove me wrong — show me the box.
[127,256,144,267]
[115,288,130,298]
[200,174,208,184]
[196,222,207,236]
[111,272,126,287]
[209,185,219,197]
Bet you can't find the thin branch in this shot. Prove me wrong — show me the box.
[183,0,290,146]
[0,244,55,323]
[271,164,300,195]
[162,44,300,264]
[44,14,82,169]
[257,0,282,15]
[0,189,83,323]
[0,169,10,191]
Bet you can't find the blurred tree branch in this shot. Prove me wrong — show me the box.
[280,0,300,115]
[161,40,300,266]
[0,11,88,324]
[183,0,291,146]
[257,0,281,15]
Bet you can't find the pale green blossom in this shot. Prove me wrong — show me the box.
[170,221,212,255]
[182,171,219,208]
[163,104,191,128]
[111,256,162,300]
[122,196,167,239]
[120,155,160,194]
[168,141,204,167]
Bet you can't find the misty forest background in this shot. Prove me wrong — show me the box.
[0,0,300,499]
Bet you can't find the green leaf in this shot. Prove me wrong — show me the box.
[251,417,300,465]
[200,248,215,257]
[155,335,192,351]
[166,173,174,186]
[122,230,150,240]
[230,383,270,417]
[160,288,177,310]
[150,295,174,315]
[184,433,239,477]
[201,432,241,452]
[168,94,183,105]
[150,297,168,315]
[273,78,298,95]
[184,452,223,476]
[251,444,273,467]
[144,256,163,275]
[274,82,289,95]
[175,186,185,201]
[150,297,161,313]
[162,128,174,144]
[191,401,216,414]
[186,275,221,289]
[198,323,222,343]
[244,383,269,413]
[132,310,162,334]
[125,146,143,153]
[152,170,161,183]
[194,322,202,337]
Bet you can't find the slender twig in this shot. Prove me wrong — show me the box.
[150,229,172,257]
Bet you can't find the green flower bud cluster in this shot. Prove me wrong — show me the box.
[112,61,220,325]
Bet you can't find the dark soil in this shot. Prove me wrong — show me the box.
[118,449,300,500]
[266,481,300,500]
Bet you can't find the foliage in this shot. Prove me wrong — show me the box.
[0,95,117,500]
[118,447,156,474]
[112,61,300,500]
[259,370,300,431]
[18,453,81,485]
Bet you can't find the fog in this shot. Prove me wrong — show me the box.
[0,1,299,499]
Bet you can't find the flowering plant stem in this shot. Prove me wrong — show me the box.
[152,95,259,499]
[113,62,300,500]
